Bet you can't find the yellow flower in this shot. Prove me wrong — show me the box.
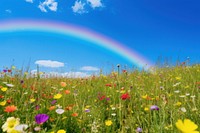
[0,101,6,106]
[53,94,62,99]
[142,94,148,99]
[1,87,8,92]
[185,85,190,89]
[176,119,199,133]
[57,129,66,133]
[11,66,16,70]
[9,130,20,133]
[105,120,113,126]
[39,72,43,75]
[30,98,36,103]
[175,76,181,80]
[2,117,20,133]
[175,102,182,106]
[144,107,149,111]
[120,90,125,93]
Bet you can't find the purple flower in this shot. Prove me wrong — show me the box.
[150,105,159,110]
[35,114,49,124]
[85,109,90,113]
[51,100,57,105]
[136,127,142,132]
[3,69,7,73]
[20,80,24,84]
[106,97,110,101]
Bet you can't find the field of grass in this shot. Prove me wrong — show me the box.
[0,65,200,133]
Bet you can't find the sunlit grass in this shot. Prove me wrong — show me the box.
[0,64,200,132]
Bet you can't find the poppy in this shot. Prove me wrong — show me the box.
[121,93,130,100]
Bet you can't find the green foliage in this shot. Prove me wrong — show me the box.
[0,65,200,132]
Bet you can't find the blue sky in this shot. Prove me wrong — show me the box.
[0,0,200,76]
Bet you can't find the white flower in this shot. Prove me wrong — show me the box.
[179,95,186,98]
[56,104,62,108]
[174,90,180,93]
[15,124,28,133]
[111,107,116,110]
[173,82,181,87]
[6,84,14,87]
[180,107,186,113]
[185,93,190,96]
[111,113,116,116]
[56,109,65,114]
[34,126,41,131]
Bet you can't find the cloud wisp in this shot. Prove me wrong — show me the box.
[35,60,64,68]
[80,66,100,71]
[30,71,91,78]
[72,1,87,14]
[5,9,12,14]
[25,0,34,3]
[72,0,104,14]
[87,0,103,9]
[38,0,58,12]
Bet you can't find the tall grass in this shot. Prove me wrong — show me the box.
[0,64,200,132]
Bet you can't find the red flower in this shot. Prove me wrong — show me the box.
[99,95,106,100]
[105,83,117,87]
[181,62,186,65]
[0,95,4,99]
[72,113,78,117]
[121,93,130,100]
[7,99,12,104]
[122,70,127,73]
[105,84,112,87]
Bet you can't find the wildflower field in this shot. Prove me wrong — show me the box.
[0,65,200,133]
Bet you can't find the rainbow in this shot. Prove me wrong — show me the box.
[0,19,153,69]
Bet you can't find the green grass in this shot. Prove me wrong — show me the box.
[0,64,200,133]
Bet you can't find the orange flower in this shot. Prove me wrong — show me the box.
[64,90,70,94]
[60,82,67,87]
[0,95,4,99]
[196,82,200,85]
[49,106,56,111]
[65,106,73,111]
[50,117,55,122]
[72,113,78,117]
[4,105,17,113]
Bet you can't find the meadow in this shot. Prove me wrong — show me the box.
[0,64,200,133]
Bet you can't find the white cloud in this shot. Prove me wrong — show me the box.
[87,0,103,9]
[72,1,87,14]
[80,66,100,71]
[62,72,90,78]
[25,0,33,3]
[5,9,12,13]
[31,69,37,74]
[41,71,90,78]
[35,60,64,68]
[38,0,58,12]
